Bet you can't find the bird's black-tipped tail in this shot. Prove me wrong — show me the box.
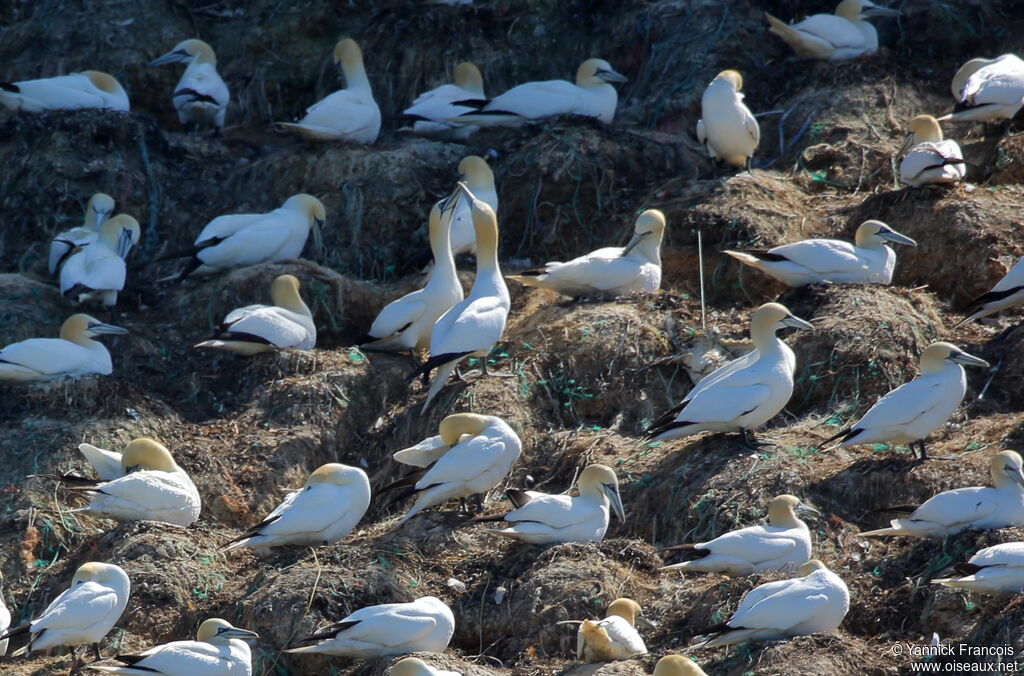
[406,351,472,384]
[818,426,856,449]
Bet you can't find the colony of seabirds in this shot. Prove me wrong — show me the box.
[2,0,1024,674]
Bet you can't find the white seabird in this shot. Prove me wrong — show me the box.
[933,542,1024,595]
[0,71,129,112]
[765,0,900,61]
[695,559,849,648]
[654,655,708,676]
[408,185,510,412]
[449,155,499,258]
[576,598,650,662]
[194,274,316,354]
[821,342,989,460]
[660,495,818,576]
[646,302,813,443]
[168,194,326,278]
[898,115,966,187]
[697,70,759,170]
[0,562,130,666]
[725,220,916,287]
[87,618,258,676]
[49,192,116,275]
[285,596,455,658]
[222,463,370,554]
[941,54,1024,124]
[480,463,626,544]
[403,62,485,139]
[956,255,1024,327]
[0,313,128,383]
[859,450,1024,538]
[384,413,522,526]
[150,39,230,131]
[63,438,201,527]
[507,209,666,297]
[363,203,463,353]
[388,657,461,676]
[278,39,381,144]
[77,442,132,481]
[451,58,627,126]
[60,214,141,308]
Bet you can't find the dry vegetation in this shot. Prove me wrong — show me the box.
[3,0,1024,674]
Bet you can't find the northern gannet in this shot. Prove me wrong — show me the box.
[821,342,989,460]
[660,495,818,576]
[222,463,370,554]
[725,220,916,287]
[507,209,666,297]
[898,115,966,187]
[449,156,499,257]
[576,598,650,662]
[63,438,201,527]
[480,464,625,544]
[0,562,130,666]
[403,62,485,139]
[385,413,522,525]
[389,657,461,676]
[956,255,1024,326]
[168,194,326,278]
[49,193,116,275]
[194,274,316,354]
[655,655,708,676]
[0,71,129,112]
[149,39,230,131]
[408,185,510,412]
[0,314,127,383]
[88,618,258,676]
[60,215,141,308]
[860,451,1024,537]
[77,442,132,480]
[451,58,627,126]
[279,39,381,144]
[363,203,463,353]
[646,303,813,442]
[941,54,1024,124]
[286,596,455,658]
[765,0,900,61]
[933,542,1024,595]
[696,70,759,170]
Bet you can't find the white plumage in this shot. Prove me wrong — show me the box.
[448,156,499,257]
[698,560,849,648]
[388,657,461,676]
[195,274,315,354]
[88,618,258,676]
[860,451,1024,538]
[279,39,380,143]
[49,192,115,275]
[696,70,759,168]
[941,54,1024,124]
[0,71,129,112]
[576,599,649,662]
[825,342,989,460]
[957,255,1024,326]
[223,463,370,554]
[404,62,484,139]
[661,495,817,576]
[60,214,141,308]
[285,596,455,658]
[764,0,900,61]
[0,313,127,383]
[78,443,130,481]
[508,209,666,297]
[149,39,230,130]
[933,542,1024,595]
[646,303,813,442]
[725,220,916,287]
[899,115,965,187]
[485,464,625,544]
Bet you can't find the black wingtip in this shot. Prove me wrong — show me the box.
[0,82,20,93]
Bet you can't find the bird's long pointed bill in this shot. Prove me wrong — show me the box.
[149,50,184,67]
[94,210,110,228]
[604,482,625,521]
[597,69,628,84]
[796,504,822,518]
[637,613,658,629]
[862,5,901,17]
[782,315,814,330]
[312,218,324,256]
[952,351,990,368]
[622,231,650,256]
[882,230,917,246]
[89,322,129,335]
[1010,466,1024,488]
[897,133,915,158]
[222,628,260,641]
[118,228,133,258]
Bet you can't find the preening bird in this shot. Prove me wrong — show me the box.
[222,463,370,554]
[194,274,316,354]
[149,39,230,131]
[646,303,813,443]
[508,209,666,297]
[660,495,817,576]
[576,598,651,662]
[0,314,128,383]
[448,155,499,258]
[933,542,1024,595]
[697,70,759,170]
[941,54,1024,125]
[898,115,966,187]
[725,220,916,287]
[956,255,1024,327]
[278,39,381,143]
[859,450,1024,538]
[0,71,129,112]
[765,0,900,61]
[49,193,116,275]
[403,62,485,139]
[821,342,989,460]
[60,214,141,308]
